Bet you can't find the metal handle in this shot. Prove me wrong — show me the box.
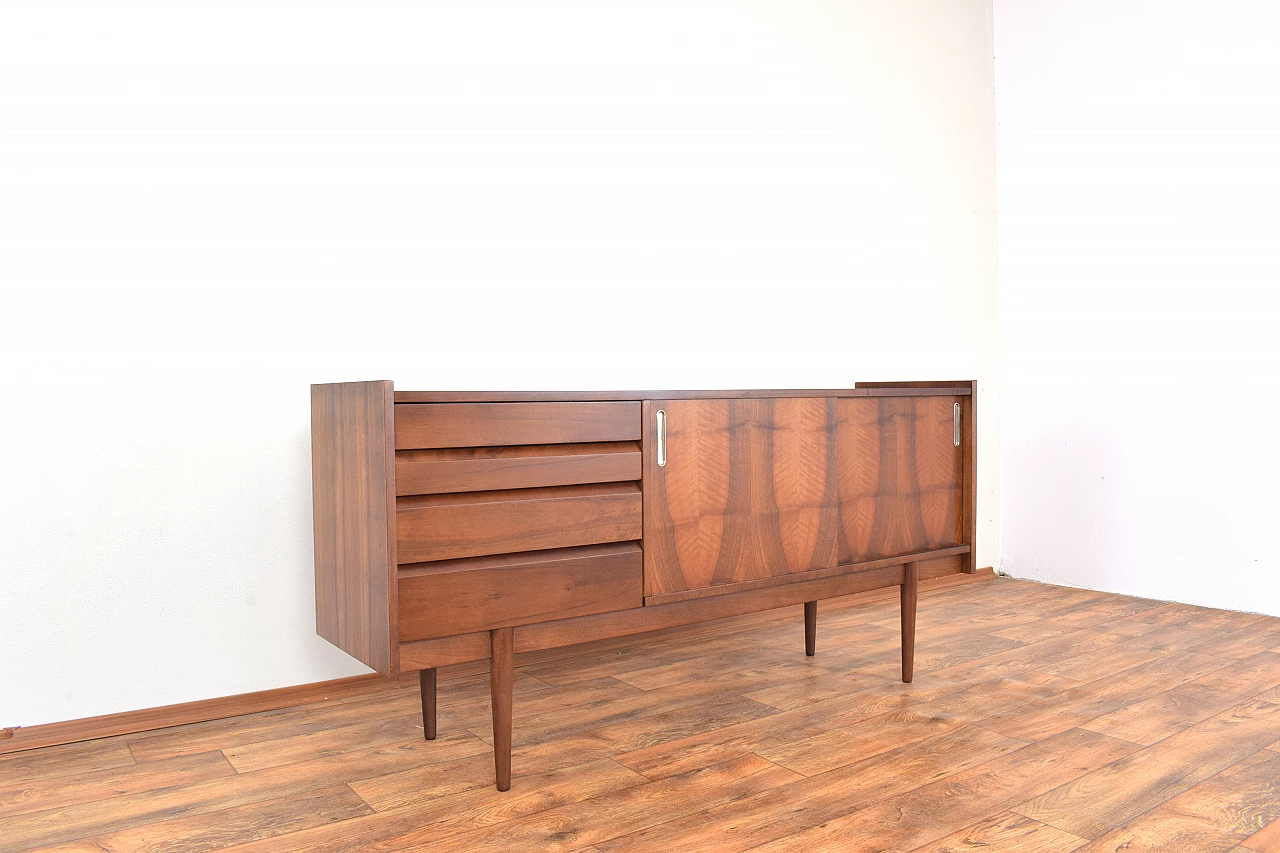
[953,403,961,447]
[656,409,667,467]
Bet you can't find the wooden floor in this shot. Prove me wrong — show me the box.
[4,577,1280,853]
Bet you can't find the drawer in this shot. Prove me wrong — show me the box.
[396,442,641,496]
[398,543,643,640]
[396,482,642,564]
[395,402,640,450]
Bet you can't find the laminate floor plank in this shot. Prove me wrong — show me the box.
[40,784,373,853]
[471,693,778,754]
[463,668,791,750]
[755,672,1078,777]
[0,749,234,819]
[608,644,838,692]
[975,651,1231,742]
[594,726,1026,853]
[740,728,1138,853]
[1067,749,1280,853]
[441,675,648,731]
[614,670,994,780]
[216,758,647,853]
[929,611,1182,683]
[1080,650,1280,746]
[124,692,417,763]
[990,595,1169,645]
[396,754,801,853]
[1013,699,1280,839]
[742,669,965,713]
[223,714,486,773]
[0,739,135,786]
[1242,815,1280,852]
[8,578,1280,853]
[904,810,1088,853]
[0,739,451,850]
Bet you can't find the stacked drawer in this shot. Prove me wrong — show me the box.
[394,402,644,641]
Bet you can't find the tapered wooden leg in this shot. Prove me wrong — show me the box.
[901,561,918,683]
[803,601,817,657]
[489,626,514,792]
[418,668,437,740]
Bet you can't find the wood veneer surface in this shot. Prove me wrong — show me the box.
[393,387,973,403]
[7,578,1280,853]
[643,397,841,598]
[311,381,398,676]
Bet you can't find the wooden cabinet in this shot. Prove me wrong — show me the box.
[312,382,978,791]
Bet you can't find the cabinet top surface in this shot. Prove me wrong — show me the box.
[385,385,973,403]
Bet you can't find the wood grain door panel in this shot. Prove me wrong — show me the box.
[643,398,839,598]
[837,396,963,562]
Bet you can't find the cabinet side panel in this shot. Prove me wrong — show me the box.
[962,379,978,571]
[312,381,395,675]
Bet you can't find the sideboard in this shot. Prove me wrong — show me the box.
[311,381,978,790]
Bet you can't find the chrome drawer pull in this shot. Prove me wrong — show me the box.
[953,402,961,447]
[656,409,667,467]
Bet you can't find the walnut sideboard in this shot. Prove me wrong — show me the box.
[311,381,978,790]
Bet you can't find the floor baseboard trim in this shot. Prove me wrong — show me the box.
[1,567,994,755]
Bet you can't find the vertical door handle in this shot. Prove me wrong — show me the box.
[953,403,961,447]
[656,409,667,467]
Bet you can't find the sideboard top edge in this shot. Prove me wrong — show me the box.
[391,387,972,403]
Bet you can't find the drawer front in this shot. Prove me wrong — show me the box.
[396,483,642,564]
[396,442,641,496]
[398,543,643,640]
[395,402,640,450]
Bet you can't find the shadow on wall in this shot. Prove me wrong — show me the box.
[1001,400,1280,617]
[1001,420,1124,594]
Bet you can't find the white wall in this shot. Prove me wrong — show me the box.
[997,0,1280,615]
[0,1,997,728]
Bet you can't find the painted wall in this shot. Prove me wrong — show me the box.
[0,1,997,728]
[996,0,1280,614]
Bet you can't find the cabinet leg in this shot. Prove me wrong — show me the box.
[489,626,514,792]
[901,562,918,683]
[418,668,437,740]
[803,600,817,657]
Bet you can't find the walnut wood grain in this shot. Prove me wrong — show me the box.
[643,397,840,599]
[902,561,919,683]
[854,380,975,389]
[962,379,978,572]
[394,442,641,496]
[489,627,515,792]
[394,402,640,450]
[917,554,965,580]
[418,669,436,740]
[837,395,964,563]
[395,483,642,564]
[641,545,969,606]
[393,388,973,403]
[397,544,643,641]
[398,632,492,673]
[310,381,398,676]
